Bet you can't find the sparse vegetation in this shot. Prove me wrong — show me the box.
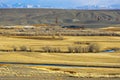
[68,45,97,53]
[0,35,119,53]
[20,46,28,51]
[12,46,17,51]
[88,43,100,53]
[74,41,90,45]
[42,46,61,53]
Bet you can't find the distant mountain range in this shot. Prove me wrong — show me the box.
[0,9,120,28]
[0,3,41,8]
[76,5,120,10]
[0,2,120,9]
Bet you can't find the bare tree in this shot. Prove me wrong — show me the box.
[20,46,28,51]
[12,46,17,51]
[88,43,100,53]
[68,46,74,53]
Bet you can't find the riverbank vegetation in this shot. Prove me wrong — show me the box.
[0,36,119,53]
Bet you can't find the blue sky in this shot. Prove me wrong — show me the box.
[0,0,120,9]
[1,0,119,5]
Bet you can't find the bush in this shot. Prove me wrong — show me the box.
[68,46,75,53]
[88,43,100,53]
[28,47,33,52]
[76,46,89,53]
[42,46,61,53]
[82,46,89,53]
[74,41,90,45]
[74,46,82,53]
[53,47,61,53]
[42,46,50,52]
[68,45,96,53]
[20,46,28,51]
[12,46,17,51]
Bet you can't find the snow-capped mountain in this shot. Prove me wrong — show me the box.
[76,5,117,10]
[0,3,119,9]
[0,2,41,8]
[0,0,119,9]
[12,3,41,8]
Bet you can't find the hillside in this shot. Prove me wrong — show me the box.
[0,9,120,28]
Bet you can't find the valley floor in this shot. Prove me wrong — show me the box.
[0,35,119,79]
[0,53,120,79]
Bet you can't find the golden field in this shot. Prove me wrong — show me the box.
[0,52,120,78]
[0,52,120,67]
[0,35,120,78]
[0,35,119,66]
[0,36,120,51]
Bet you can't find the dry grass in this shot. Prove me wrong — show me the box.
[0,36,119,51]
[101,27,120,31]
[31,66,120,74]
[0,52,120,67]
[0,35,119,77]
[12,36,64,40]
[30,65,120,78]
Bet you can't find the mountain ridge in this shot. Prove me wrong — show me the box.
[0,9,120,28]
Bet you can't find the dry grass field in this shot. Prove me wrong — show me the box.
[0,52,120,78]
[0,35,120,51]
[0,34,120,78]
[0,52,120,67]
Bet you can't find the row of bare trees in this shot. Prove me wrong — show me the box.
[42,46,61,53]
[68,43,100,53]
[11,43,100,53]
[13,46,32,52]
[0,26,120,37]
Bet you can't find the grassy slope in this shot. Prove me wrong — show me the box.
[0,9,120,28]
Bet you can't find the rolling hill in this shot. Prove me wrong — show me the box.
[0,9,120,28]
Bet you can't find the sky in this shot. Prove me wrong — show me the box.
[0,0,120,9]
